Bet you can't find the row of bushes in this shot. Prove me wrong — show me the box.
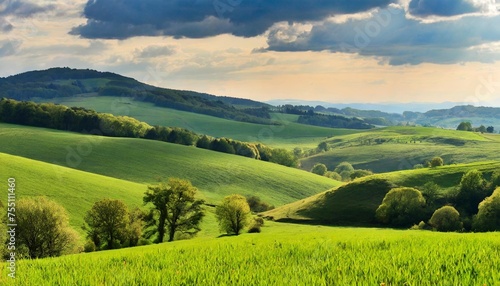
[0,98,298,167]
[375,169,500,232]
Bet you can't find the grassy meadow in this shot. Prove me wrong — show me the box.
[0,123,340,207]
[301,126,500,173]
[33,96,359,149]
[1,222,498,285]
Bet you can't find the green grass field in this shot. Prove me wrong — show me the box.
[301,126,500,173]
[2,222,499,285]
[265,161,500,224]
[32,96,359,149]
[0,123,340,207]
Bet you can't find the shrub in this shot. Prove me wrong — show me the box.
[334,162,354,174]
[84,240,96,253]
[376,187,426,227]
[324,171,342,181]
[473,188,500,231]
[246,196,274,213]
[311,163,327,176]
[248,217,264,233]
[429,206,462,232]
[429,157,444,167]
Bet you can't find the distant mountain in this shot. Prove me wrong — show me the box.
[266,99,461,113]
[0,67,272,124]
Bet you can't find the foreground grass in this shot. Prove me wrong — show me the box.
[2,223,498,285]
[33,96,359,149]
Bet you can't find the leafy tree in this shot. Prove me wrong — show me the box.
[324,171,342,181]
[487,171,500,191]
[246,195,274,213]
[420,182,440,206]
[456,170,488,215]
[311,163,328,176]
[349,169,373,180]
[84,199,130,249]
[376,187,426,227]
[144,178,204,242]
[270,148,298,167]
[196,135,212,149]
[317,142,329,152]
[429,206,462,232]
[477,125,487,133]
[126,207,145,247]
[456,121,472,131]
[215,195,251,235]
[486,126,495,133]
[293,147,304,159]
[473,188,500,231]
[17,197,79,258]
[429,156,444,167]
[334,162,354,174]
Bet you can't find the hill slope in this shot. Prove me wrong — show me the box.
[0,153,148,234]
[301,126,500,173]
[0,67,271,124]
[0,123,340,206]
[264,161,500,225]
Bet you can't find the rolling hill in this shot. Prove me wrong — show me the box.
[0,123,341,207]
[300,126,500,173]
[264,161,500,225]
[0,67,272,124]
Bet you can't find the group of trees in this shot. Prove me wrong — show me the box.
[311,161,373,182]
[0,177,270,260]
[0,98,298,167]
[375,169,500,232]
[456,121,495,133]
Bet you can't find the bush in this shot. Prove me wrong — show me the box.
[334,162,354,174]
[248,217,264,233]
[429,157,444,167]
[311,163,327,176]
[473,188,500,231]
[246,196,274,213]
[324,171,342,181]
[349,169,373,180]
[429,206,462,232]
[83,240,96,253]
[376,187,426,227]
[216,195,251,235]
[17,197,80,258]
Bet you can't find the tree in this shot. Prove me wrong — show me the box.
[375,187,426,227]
[429,156,444,167]
[84,199,130,249]
[473,188,500,231]
[17,197,79,258]
[456,170,488,215]
[215,194,251,235]
[349,169,373,180]
[311,163,328,176]
[456,121,472,131]
[429,206,462,232]
[270,148,298,167]
[486,126,494,133]
[324,171,342,181]
[334,162,354,174]
[421,182,440,207]
[317,142,329,152]
[246,195,274,213]
[144,178,204,243]
[126,207,145,247]
[477,125,487,133]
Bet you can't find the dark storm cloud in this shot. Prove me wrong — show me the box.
[409,0,480,17]
[71,0,397,39]
[265,7,500,65]
[0,0,52,17]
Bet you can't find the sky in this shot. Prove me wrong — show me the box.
[1,0,500,106]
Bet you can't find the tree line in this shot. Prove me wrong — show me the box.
[0,178,270,259]
[0,98,297,167]
[375,169,500,232]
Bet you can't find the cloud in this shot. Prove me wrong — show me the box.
[0,39,22,56]
[134,45,176,58]
[264,7,500,65]
[0,0,52,17]
[0,18,13,32]
[408,0,481,17]
[71,0,397,39]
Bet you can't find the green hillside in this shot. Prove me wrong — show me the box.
[264,161,500,225]
[32,96,359,149]
[301,126,500,173]
[0,153,147,236]
[0,123,340,207]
